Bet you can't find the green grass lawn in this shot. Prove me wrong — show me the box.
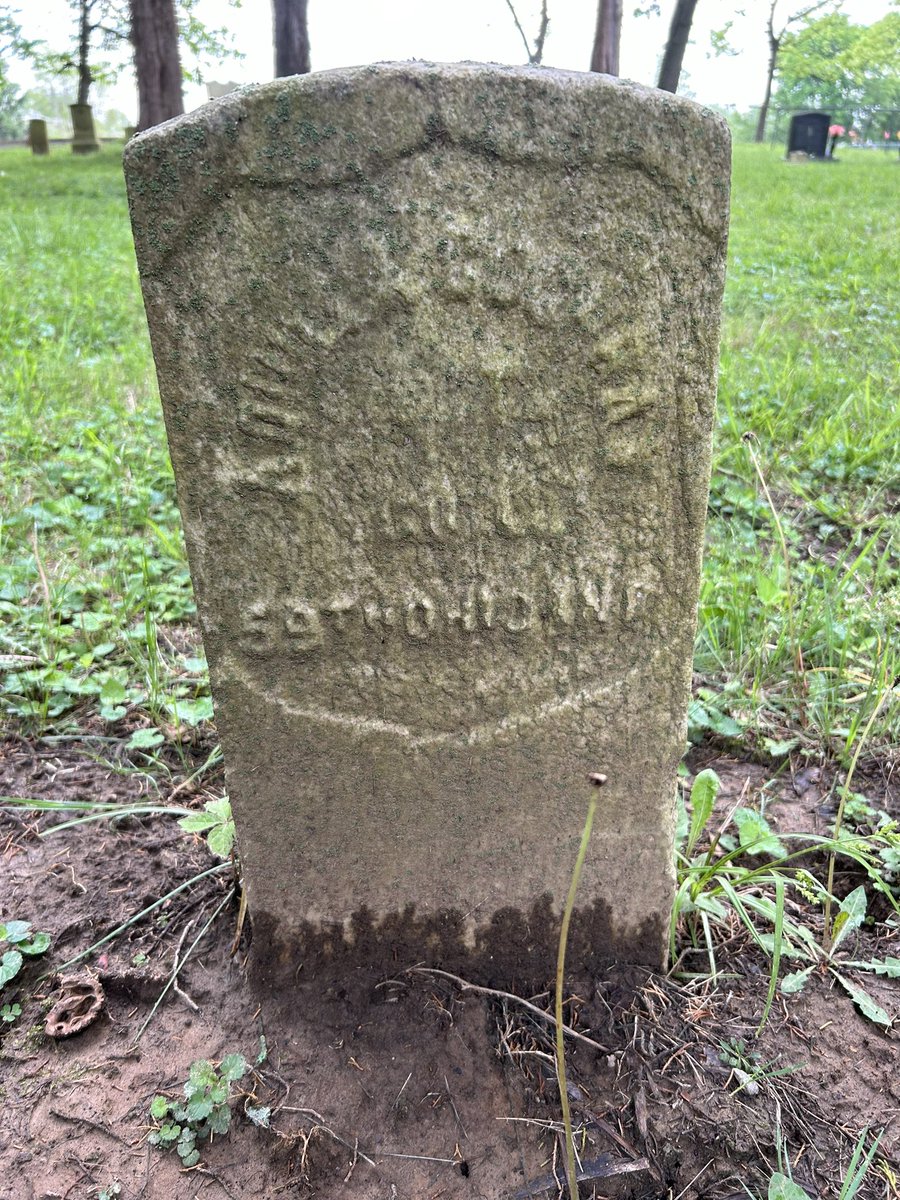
[0,143,897,758]
[701,145,899,758]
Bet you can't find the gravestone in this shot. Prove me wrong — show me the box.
[70,103,100,154]
[125,63,730,988]
[787,111,830,159]
[28,119,49,155]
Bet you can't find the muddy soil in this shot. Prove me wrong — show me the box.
[1,736,897,1200]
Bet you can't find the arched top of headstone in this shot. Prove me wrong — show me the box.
[126,61,729,276]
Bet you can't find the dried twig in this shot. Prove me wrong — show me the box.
[49,1109,140,1152]
[377,1151,458,1164]
[408,967,611,1053]
[444,1072,467,1140]
[511,1154,650,1199]
[279,1107,377,1168]
[192,1166,239,1199]
[171,919,200,1012]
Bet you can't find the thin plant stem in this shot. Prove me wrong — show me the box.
[41,862,231,978]
[744,433,804,684]
[407,968,610,1054]
[756,873,784,1034]
[839,1129,882,1200]
[134,885,235,1041]
[30,525,52,616]
[555,776,602,1200]
[823,648,890,949]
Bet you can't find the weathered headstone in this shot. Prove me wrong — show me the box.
[70,103,100,154]
[28,119,50,156]
[125,63,730,988]
[787,111,830,159]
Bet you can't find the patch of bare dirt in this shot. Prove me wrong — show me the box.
[1,738,898,1199]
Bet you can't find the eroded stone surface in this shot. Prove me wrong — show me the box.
[125,62,730,987]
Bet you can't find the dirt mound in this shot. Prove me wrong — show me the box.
[1,738,897,1199]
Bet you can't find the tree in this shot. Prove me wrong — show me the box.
[21,75,81,132]
[130,0,183,129]
[0,68,23,139]
[13,0,237,127]
[777,11,900,135]
[272,0,310,77]
[503,0,549,65]
[657,0,700,93]
[27,1,136,112]
[754,1,839,143]
[846,13,900,123]
[590,0,622,75]
[0,9,29,138]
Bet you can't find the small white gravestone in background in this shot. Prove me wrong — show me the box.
[206,80,242,100]
[125,63,730,988]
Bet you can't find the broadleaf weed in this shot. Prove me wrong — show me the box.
[148,1054,249,1167]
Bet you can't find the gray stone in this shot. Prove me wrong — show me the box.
[70,104,100,154]
[28,119,49,155]
[125,63,730,988]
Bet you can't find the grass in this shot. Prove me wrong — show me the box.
[701,146,899,756]
[0,143,896,1192]
[0,143,897,762]
[0,150,206,739]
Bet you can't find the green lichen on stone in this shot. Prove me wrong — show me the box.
[123,62,731,985]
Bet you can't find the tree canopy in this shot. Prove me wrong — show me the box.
[777,11,900,132]
[9,0,238,108]
[0,7,38,137]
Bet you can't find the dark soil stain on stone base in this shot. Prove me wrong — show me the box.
[250,896,666,1001]
[1,738,897,1199]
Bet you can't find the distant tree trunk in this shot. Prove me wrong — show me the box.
[272,0,310,77]
[130,0,184,131]
[657,0,699,93]
[76,0,93,106]
[755,25,780,142]
[590,0,622,75]
[753,0,838,143]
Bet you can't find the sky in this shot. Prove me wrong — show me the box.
[9,0,894,123]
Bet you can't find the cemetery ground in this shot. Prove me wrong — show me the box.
[0,140,897,1200]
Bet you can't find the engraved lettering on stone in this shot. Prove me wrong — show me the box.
[235,561,660,655]
[500,591,534,633]
[496,485,565,538]
[285,602,323,654]
[382,490,458,541]
[581,575,614,625]
[240,601,276,657]
[445,585,478,633]
[624,564,662,622]
[322,595,356,633]
[405,596,436,639]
